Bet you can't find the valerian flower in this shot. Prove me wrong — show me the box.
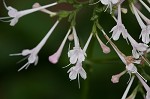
[127,33,148,59]
[0,0,57,26]
[67,33,93,88]
[110,4,128,41]
[67,62,87,80]
[68,26,86,64]
[10,20,59,71]
[131,3,150,44]
[67,61,86,88]
[100,0,119,12]
[49,28,71,64]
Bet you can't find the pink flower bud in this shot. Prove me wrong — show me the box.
[111,71,126,83]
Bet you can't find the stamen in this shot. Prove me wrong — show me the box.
[9,53,22,56]
[78,73,80,89]
[18,62,30,72]
[137,72,147,82]
[89,0,101,5]
[62,63,71,68]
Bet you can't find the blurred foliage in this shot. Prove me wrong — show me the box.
[0,0,148,99]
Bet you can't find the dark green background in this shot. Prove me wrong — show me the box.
[0,0,148,99]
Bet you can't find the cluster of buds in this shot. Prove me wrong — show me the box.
[1,0,150,98]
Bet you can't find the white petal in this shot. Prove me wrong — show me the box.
[78,52,85,63]
[100,0,109,5]
[135,43,148,51]
[111,0,118,4]
[7,7,18,17]
[132,49,139,59]
[79,67,87,79]
[112,30,121,40]
[141,30,150,44]
[10,18,18,26]
[28,54,37,64]
[69,70,77,80]
[70,54,78,64]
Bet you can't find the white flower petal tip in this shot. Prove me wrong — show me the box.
[140,26,150,44]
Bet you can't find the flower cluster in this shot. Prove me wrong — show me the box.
[1,0,150,98]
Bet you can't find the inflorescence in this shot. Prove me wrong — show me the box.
[1,0,150,98]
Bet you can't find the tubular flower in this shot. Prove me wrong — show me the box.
[127,33,148,59]
[110,4,128,41]
[10,20,59,71]
[49,28,71,64]
[131,3,150,44]
[67,33,93,88]
[0,0,57,26]
[68,26,86,64]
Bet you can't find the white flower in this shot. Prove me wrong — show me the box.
[10,20,59,71]
[110,4,128,41]
[0,0,57,26]
[132,4,150,44]
[140,25,150,44]
[68,26,86,64]
[67,33,93,88]
[49,28,71,64]
[68,47,86,64]
[127,33,148,59]
[67,61,86,88]
[100,0,119,12]
[67,62,87,80]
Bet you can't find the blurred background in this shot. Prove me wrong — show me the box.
[0,0,148,99]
